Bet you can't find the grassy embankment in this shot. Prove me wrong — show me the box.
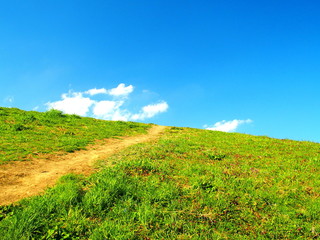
[0,107,319,239]
[0,107,149,164]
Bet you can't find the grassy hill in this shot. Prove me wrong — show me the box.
[0,107,149,164]
[0,107,319,239]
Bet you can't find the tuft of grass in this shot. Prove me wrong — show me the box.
[0,127,319,239]
[0,107,150,163]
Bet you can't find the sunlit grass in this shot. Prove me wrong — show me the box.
[0,125,319,239]
[0,107,149,163]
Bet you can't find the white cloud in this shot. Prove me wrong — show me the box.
[92,100,127,120]
[110,110,131,121]
[93,100,118,117]
[4,96,14,103]
[131,102,169,120]
[108,83,133,97]
[205,119,253,132]
[45,85,168,121]
[85,88,107,96]
[46,91,95,116]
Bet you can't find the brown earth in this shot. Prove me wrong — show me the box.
[0,125,167,205]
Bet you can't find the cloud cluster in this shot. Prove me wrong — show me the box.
[83,84,134,97]
[131,102,169,121]
[46,84,168,121]
[205,119,252,132]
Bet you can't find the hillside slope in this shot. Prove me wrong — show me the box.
[0,108,319,239]
[0,125,167,205]
[0,107,149,164]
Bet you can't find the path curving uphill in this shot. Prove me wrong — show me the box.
[0,125,167,205]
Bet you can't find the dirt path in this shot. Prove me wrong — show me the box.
[0,125,167,205]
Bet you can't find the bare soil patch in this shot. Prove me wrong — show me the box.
[0,125,167,205]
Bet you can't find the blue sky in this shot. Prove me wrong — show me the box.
[1,0,320,142]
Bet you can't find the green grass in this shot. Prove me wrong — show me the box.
[0,107,150,163]
[0,119,319,239]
